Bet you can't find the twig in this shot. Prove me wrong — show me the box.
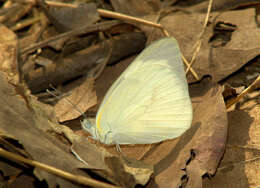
[0,148,120,188]
[182,54,199,80]
[185,0,213,75]
[45,0,77,8]
[20,20,121,54]
[185,41,201,74]
[226,76,260,108]
[152,4,199,80]
[98,9,163,29]
[161,27,170,37]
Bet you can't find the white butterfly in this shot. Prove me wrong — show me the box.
[82,37,193,145]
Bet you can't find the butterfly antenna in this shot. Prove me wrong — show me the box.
[46,87,88,120]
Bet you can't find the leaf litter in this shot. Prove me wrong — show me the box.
[0,0,259,188]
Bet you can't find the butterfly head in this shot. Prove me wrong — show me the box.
[81,119,114,145]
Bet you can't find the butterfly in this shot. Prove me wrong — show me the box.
[82,37,193,146]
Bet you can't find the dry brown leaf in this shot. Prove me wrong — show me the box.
[142,8,260,83]
[64,127,153,187]
[38,2,100,32]
[93,78,228,187]
[181,0,260,12]
[142,84,227,188]
[26,32,146,93]
[0,72,152,188]
[0,72,88,188]
[54,76,97,122]
[203,96,260,187]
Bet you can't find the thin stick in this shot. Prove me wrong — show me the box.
[185,0,213,75]
[97,9,163,29]
[185,41,201,74]
[226,76,260,108]
[161,27,170,37]
[202,0,213,30]
[148,6,199,80]
[182,54,199,80]
[0,148,120,188]
[45,0,77,8]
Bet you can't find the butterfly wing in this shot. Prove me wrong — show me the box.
[96,38,193,145]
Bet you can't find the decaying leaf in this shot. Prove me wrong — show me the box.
[203,96,260,187]
[37,1,100,32]
[181,0,260,12]
[93,75,228,187]
[143,84,228,188]
[25,32,146,93]
[0,71,153,187]
[54,76,97,122]
[64,127,153,187]
[0,72,88,188]
[142,8,260,83]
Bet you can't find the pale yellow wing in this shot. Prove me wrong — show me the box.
[96,38,192,144]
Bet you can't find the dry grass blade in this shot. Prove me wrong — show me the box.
[185,0,213,75]
[98,9,163,29]
[0,148,120,188]
[182,54,199,80]
[226,75,260,108]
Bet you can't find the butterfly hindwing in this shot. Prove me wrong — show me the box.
[96,38,193,145]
